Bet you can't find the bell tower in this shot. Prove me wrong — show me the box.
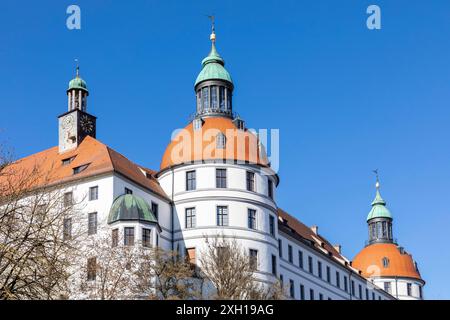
[58,64,97,153]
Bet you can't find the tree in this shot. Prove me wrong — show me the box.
[132,247,201,300]
[0,147,84,299]
[198,236,284,300]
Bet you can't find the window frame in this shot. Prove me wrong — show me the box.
[246,171,255,192]
[186,170,196,191]
[216,206,228,226]
[185,207,196,229]
[247,208,257,230]
[89,186,98,201]
[215,168,227,188]
[88,212,97,235]
[124,227,135,246]
[142,228,152,247]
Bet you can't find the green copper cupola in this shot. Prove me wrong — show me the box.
[67,64,89,112]
[194,21,234,119]
[366,173,395,245]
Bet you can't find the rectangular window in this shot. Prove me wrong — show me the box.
[268,179,273,199]
[87,257,96,281]
[248,209,256,230]
[419,286,423,299]
[249,249,258,271]
[372,292,375,300]
[186,170,196,191]
[289,280,295,298]
[187,248,196,265]
[64,192,73,207]
[308,256,313,274]
[211,85,218,110]
[299,250,304,269]
[343,275,348,292]
[88,212,97,235]
[310,289,314,301]
[202,87,209,111]
[351,280,355,296]
[151,202,159,220]
[246,171,255,192]
[269,215,275,236]
[318,261,322,278]
[288,245,293,263]
[125,187,133,194]
[112,229,118,247]
[326,266,331,283]
[407,283,412,296]
[124,227,135,246]
[336,271,341,288]
[280,274,283,287]
[359,284,362,299]
[216,168,227,188]
[300,284,305,300]
[185,207,196,229]
[319,293,323,300]
[271,254,277,275]
[384,282,391,294]
[366,288,369,300]
[216,206,228,226]
[63,218,72,241]
[278,239,282,258]
[142,228,151,247]
[89,186,98,201]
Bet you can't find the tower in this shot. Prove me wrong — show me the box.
[366,175,394,244]
[58,65,97,153]
[352,174,425,300]
[194,20,234,119]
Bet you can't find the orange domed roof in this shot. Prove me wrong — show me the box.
[160,117,269,171]
[352,243,422,281]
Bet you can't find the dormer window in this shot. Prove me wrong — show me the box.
[62,156,76,166]
[382,257,390,268]
[73,163,89,175]
[216,132,226,149]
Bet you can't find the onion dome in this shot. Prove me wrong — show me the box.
[67,66,88,92]
[108,194,157,224]
[353,243,423,281]
[194,27,233,88]
[367,187,393,221]
[159,117,269,171]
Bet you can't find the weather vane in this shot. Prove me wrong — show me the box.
[373,169,380,189]
[206,14,216,42]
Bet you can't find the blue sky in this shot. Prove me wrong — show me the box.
[1,0,449,299]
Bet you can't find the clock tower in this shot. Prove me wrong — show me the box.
[58,66,97,153]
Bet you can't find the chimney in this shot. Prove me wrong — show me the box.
[334,244,342,254]
[311,225,318,235]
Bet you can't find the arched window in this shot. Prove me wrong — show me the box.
[382,257,390,268]
[216,132,226,149]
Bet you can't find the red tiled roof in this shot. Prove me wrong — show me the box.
[0,136,169,200]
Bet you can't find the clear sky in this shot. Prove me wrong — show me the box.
[1,0,449,299]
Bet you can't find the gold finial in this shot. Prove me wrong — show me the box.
[373,169,380,189]
[75,58,80,78]
[207,15,216,42]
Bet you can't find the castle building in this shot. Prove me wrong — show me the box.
[352,178,425,300]
[1,26,424,300]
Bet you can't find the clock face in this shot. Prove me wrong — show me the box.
[80,115,94,134]
[62,115,74,129]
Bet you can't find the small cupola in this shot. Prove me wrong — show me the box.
[67,63,89,112]
[366,172,394,245]
[108,194,158,225]
[194,18,234,119]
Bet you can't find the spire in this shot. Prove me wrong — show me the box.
[75,59,80,78]
[372,169,386,206]
[367,170,392,221]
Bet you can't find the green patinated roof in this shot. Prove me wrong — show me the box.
[108,194,157,224]
[195,42,233,87]
[68,76,88,91]
[367,189,393,221]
